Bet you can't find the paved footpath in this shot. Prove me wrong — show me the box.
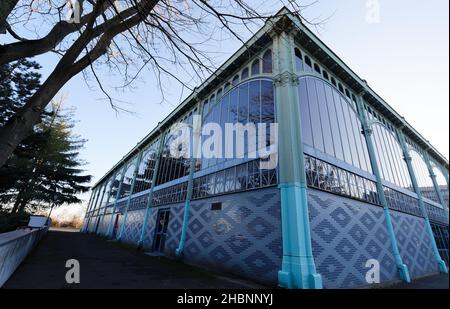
[3,228,254,289]
[4,228,448,289]
[387,274,448,289]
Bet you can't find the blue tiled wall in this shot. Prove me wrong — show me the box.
[390,211,438,278]
[98,213,112,236]
[307,189,398,288]
[83,186,440,288]
[163,187,282,286]
[120,209,145,245]
[142,207,158,250]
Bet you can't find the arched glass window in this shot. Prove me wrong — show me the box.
[410,150,440,203]
[262,49,272,74]
[232,75,239,86]
[298,77,372,173]
[322,71,329,80]
[371,123,412,190]
[200,79,275,170]
[304,56,312,69]
[97,183,110,211]
[433,166,449,207]
[118,160,137,199]
[89,187,102,212]
[101,176,115,207]
[108,170,123,205]
[86,188,96,212]
[345,89,351,99]
[241,67,249,80]
[314,63,321,74]
[155,116,193,186]
[295,48,303,72]
[133,144,158,194]
[202,99,209,120]
[251,59,260,76]
[217,88,223,100]
[224,82,231,93]
[338,83,344,93]
[210,94,216,107]
[331,76,337,87]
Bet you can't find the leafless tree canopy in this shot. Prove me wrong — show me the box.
[0,0,316,168]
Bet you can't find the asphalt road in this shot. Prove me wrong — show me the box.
[3,228,254,289]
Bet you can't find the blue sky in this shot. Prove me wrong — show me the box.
[3,1,449,208]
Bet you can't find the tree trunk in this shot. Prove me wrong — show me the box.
[17,197,28,213]
[11,194,22,213]
[0,0,158,168]
[0,0,19,33]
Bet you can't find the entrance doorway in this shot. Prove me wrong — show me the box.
[153,209,170,253]
[111,214,121,239]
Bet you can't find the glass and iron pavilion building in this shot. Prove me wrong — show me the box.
[81,9,449,289]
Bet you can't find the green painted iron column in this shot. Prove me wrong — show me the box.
[106,167,126,238]
[272,28,322,289]
[356,96,411,283]
[176,102,202,258]
[442,166,450,216]
[424,152,449,222]
[137,132,166,248]
[117,152,144,242]
[397,130,448,273]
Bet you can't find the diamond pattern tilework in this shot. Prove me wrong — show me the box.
[121,209,146,245]
[308,189,398,288]
[142,207,158,250]
[98,214,112,236]
[390,211,438,278]
[169,187,282,286]
[163,203,185,256]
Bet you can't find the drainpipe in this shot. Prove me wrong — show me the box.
[424,152,449,222]
[117,151,144,242]
[105,167,126,238]
[176,104,202,258]
[356,96,410,283]
[272,28,322,289]
[397,131,448,274]
[137,132,166,248]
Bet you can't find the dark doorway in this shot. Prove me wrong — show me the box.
[111,214,121,239]
[153,209,170,253]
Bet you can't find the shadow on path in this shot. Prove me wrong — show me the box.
[4,228,253,289]
[387,274,448,289]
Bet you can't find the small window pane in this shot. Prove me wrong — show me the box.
[251,59,260,76]
[262,50,272,73]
